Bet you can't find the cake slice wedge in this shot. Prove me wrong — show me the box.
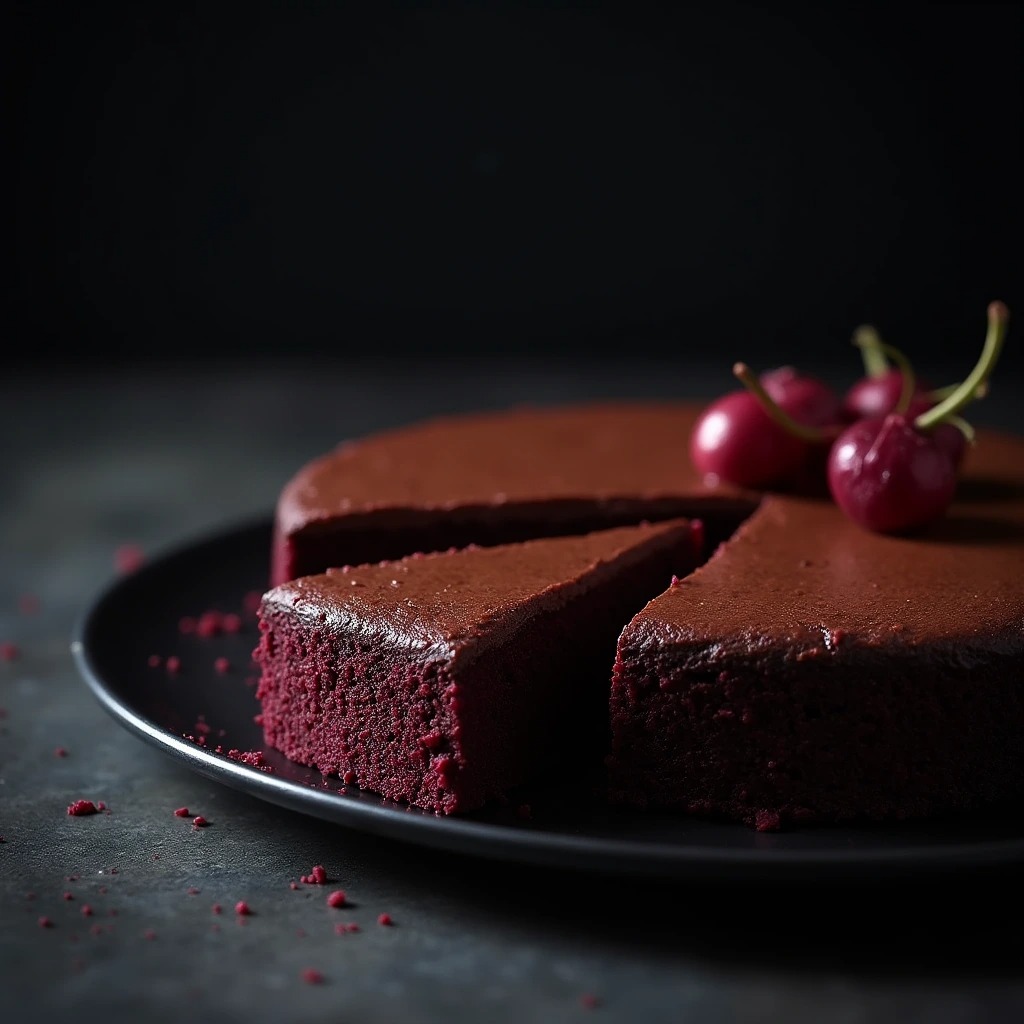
[254,519,701,814]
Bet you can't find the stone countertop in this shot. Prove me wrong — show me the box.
[2,357,1022,1024]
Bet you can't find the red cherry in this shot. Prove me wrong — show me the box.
[828,300,1009,533]
[762,367,844,428]
[843,368,932,422]
[827,415,958,533]
[690,389,807,488]
[691,365,842,488]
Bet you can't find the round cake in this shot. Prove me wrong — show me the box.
[256,401,1024,828]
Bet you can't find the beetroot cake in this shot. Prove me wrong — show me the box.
[255,521,700,813]
[263,402,1024,827]
[609,430,1024,827]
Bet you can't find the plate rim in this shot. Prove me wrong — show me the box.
[71,515,1024,882]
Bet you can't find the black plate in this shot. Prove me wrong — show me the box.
[72,517,1024,881]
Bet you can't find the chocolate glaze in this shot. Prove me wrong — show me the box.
[629,427,1024,653]
[268,521,701,659]
[272,403,754,584]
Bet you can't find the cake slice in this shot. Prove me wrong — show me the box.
[254,520,701,814]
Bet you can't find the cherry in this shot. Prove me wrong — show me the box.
[851,326,972,468]
[689,389,807,488]
[761,366,844,428]
[842,325,931,420]
[827,301,1008,533]
[827,415,958,533]
[690,367,841,488]
[844,367,931,421]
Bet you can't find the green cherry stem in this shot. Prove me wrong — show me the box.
[854,324,889,377]
[929,381,989,402]
[852,334,916,414]
[732,363,829,442]
[916,301,1010,431]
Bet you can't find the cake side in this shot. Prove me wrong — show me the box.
[609,627,1024,829]
[609,432,1024,829]
[256,520,701,813]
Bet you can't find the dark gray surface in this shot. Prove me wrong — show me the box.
[3,357,1023,1024]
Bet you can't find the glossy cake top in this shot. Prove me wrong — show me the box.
[275,400,1024,654]
[276,402,747,535]
[626,428,1024,652]
[264,519,696,656]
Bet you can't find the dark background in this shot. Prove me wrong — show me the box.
[8,1,1022,375]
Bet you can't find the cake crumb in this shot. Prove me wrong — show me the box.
[214,657,231,675]
[192,816,210,828]
[55,747,68,758]
[300,968,325,985]
[377,913,393,927]
[580,993,601,1010]
[67,800,98,817]
[38,916,54,929]
[196,610,223,637]
[165,655,181,675]
[226,748,267,769]
[147,654,162,668]
[174,807,190,817]
[754,809,782,832]
[0,642,20,662]
[81,905,93,917]
[326,891,347,908]
[114,544,145,574]
[303,865,327,885]
[234,901,252,916]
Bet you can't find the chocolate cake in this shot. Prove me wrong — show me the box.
[260,402,1024,826]
[255,520,701,814]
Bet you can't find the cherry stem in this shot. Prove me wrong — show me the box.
[852,334,916,414]
[854,325,889,377]
[916,301,1010,430]
[732,363,827,442]
[929,381,989,401]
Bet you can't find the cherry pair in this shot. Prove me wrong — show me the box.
[689,301,1010,533]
